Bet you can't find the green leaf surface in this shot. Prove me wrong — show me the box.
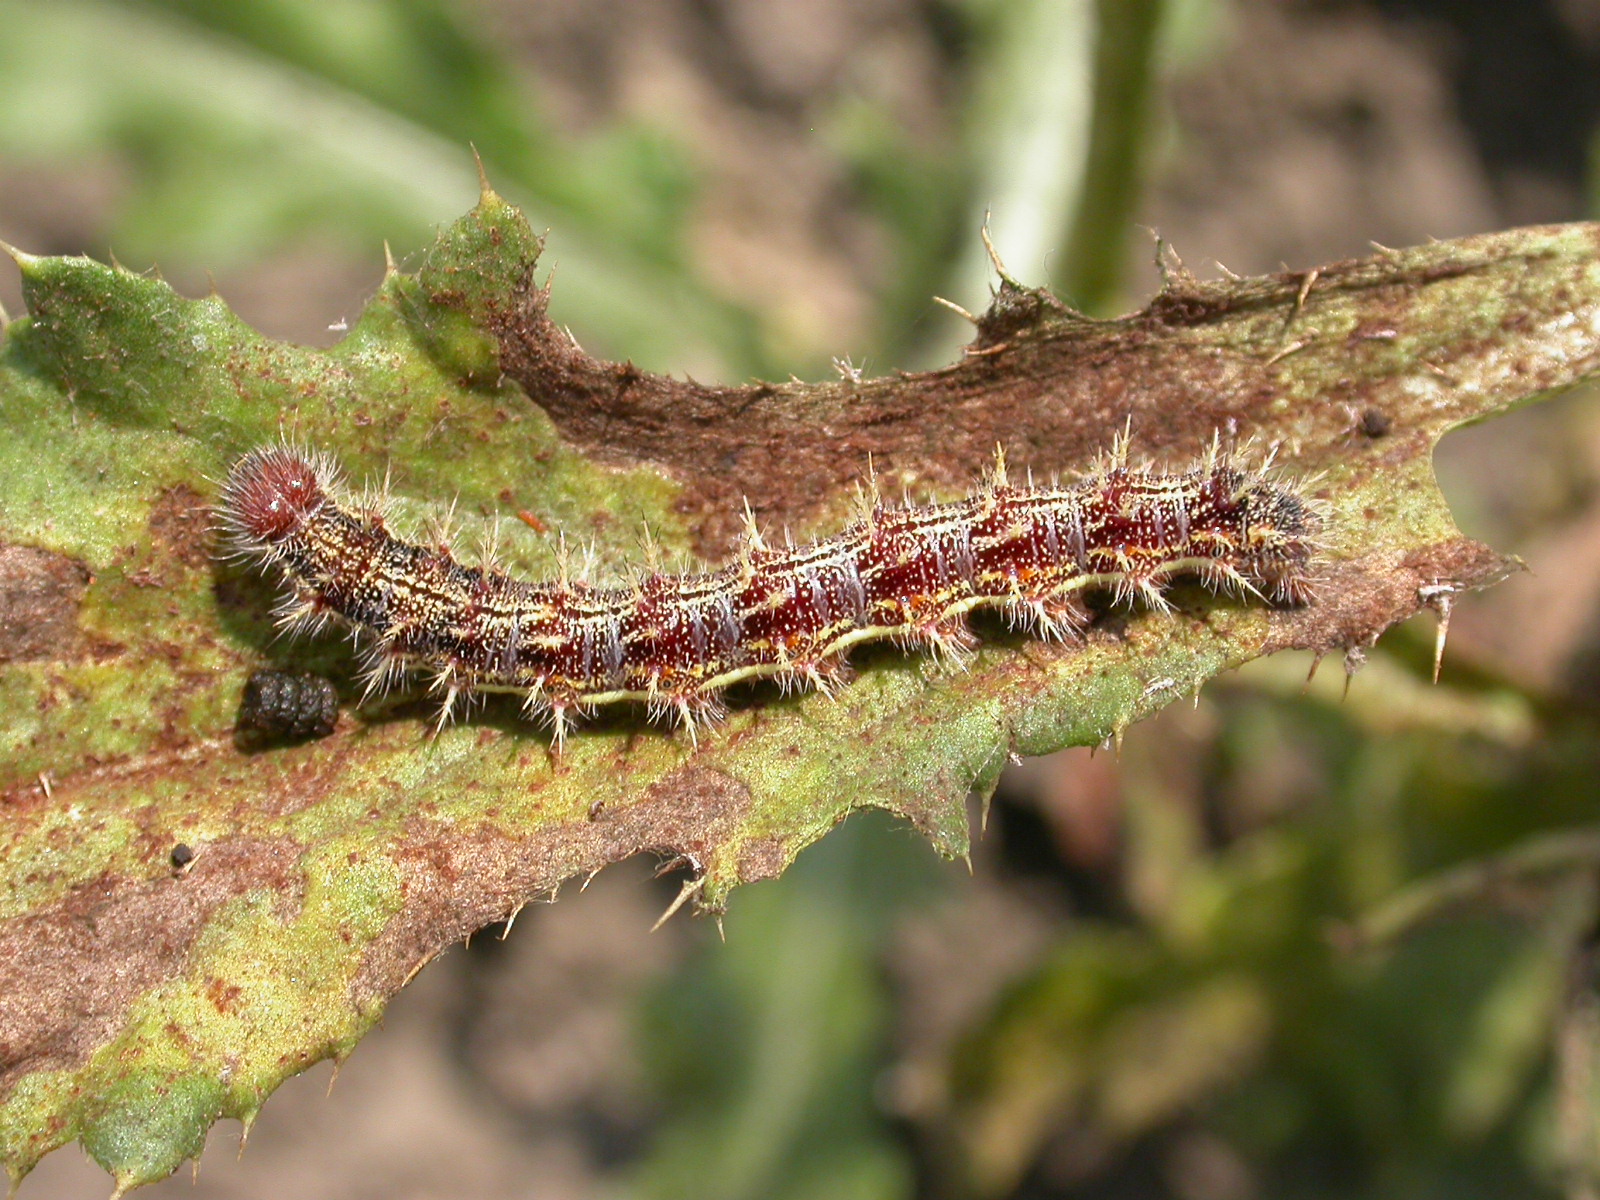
[2,191,1597,1190]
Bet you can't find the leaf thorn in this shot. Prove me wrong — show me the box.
[470,143,495,201]
[1418,582,1457,683]
[652,875,706,932]
[932,294,979,325]
[980,210,1020,288]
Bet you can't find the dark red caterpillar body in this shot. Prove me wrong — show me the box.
[220,439,1320,748]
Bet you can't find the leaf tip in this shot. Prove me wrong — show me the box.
[0,237,36,272]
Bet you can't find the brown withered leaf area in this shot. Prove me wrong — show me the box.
[146,485,215,573]
[2,208,1597,1192]
[0,836,303,1079]
[0,739,777,1106]
[0,546,91,664]
[346,763,760,1004]
[495,229,1600,554]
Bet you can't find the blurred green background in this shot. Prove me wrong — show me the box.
[6,0,1600,1197]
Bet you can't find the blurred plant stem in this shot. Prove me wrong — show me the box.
[939,0,1167,345]
[1058,0,1168,313]
[945,0,1097,326]
[1356,829,1600,947]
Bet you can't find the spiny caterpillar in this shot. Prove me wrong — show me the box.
[219,436,1320,750]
